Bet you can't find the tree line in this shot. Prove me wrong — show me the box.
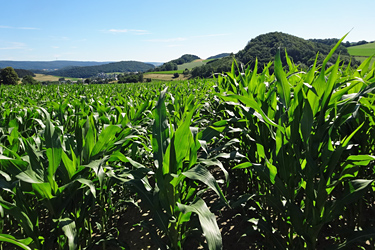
[0,67,38,85]
[48,61,155,78]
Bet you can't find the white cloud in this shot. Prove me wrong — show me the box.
[145,37,187,43]
[0,42,27,50]
[106,29,150,35]
[191,33,230,38]
[51,46,59,49]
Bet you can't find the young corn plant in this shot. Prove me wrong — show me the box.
[218,35,375,249]
[119,87,227,250]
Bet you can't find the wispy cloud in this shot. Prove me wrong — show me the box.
[106,29,150,35]
[51,46,59,49]
[145,34,228,44]
[191,33,230,38]
[0,42,28,50]
[145,37,187,43]
[49,36,70,41]
[0,25,39,30]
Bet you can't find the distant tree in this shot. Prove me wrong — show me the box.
[0,67,19,85]
[14,69,35,78]
[173,72,180,78]
[357,40,368,46]
[84,78,91,84]
[58,78,65,82]
[22,75,39,85]
[138,73,144,83]
[183,68,190,75]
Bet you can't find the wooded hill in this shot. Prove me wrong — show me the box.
[191,32,360,78]
[0,61,110,71]
[48,61,155,78]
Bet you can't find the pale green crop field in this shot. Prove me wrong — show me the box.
[347,42,375,57]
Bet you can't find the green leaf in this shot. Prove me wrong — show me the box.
[32,182,54,200]
[0,235,32,250]
[178,198,222,250]
[182,165,227,204]
[90,125,121,157]
[152,87,170,169]
[224,94,284,133]
[329,179,373,220]
[59,217,77,250]
[274,48,291,109]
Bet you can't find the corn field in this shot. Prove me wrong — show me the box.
[1,38,375,249]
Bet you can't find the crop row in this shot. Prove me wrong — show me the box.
[1,38,375,249]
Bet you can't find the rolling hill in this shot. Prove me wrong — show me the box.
[48,61,155,78]
[0,60,111,71]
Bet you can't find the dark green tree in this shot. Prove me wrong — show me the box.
[0,67,19,85]
[22,75,39,85]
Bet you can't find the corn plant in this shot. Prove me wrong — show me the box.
[216,35,375,249]
[113,87,227,250]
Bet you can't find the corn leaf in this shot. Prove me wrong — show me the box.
[178,198,222,250]
[0,235,32,250]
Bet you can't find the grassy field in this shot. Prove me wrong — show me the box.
[347,42,375,57]
[143,73,189,81]
[144,70,183,75]
[347,43,375,67]
[176,59,214,70]
[34,73,80,82]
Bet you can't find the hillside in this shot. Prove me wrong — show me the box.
[207,53,231,60]
[236,32,354,69]
[48,61,155,78]
[154,54,200,71]
[191,32,360,78]
[0,60,110,71]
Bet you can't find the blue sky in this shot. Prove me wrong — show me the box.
[1,0,374,62]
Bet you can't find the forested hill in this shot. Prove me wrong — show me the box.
[48,61,155,78]
[236,31,354,69]
[191,32,359,78]
[0,61,110,71]
[153,54,200,71]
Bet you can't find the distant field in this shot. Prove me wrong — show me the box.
[347,43,375,57]
[177,59,206,70]
[34,74,80,82]
[144,70,183,75]
[144,73,189,81]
